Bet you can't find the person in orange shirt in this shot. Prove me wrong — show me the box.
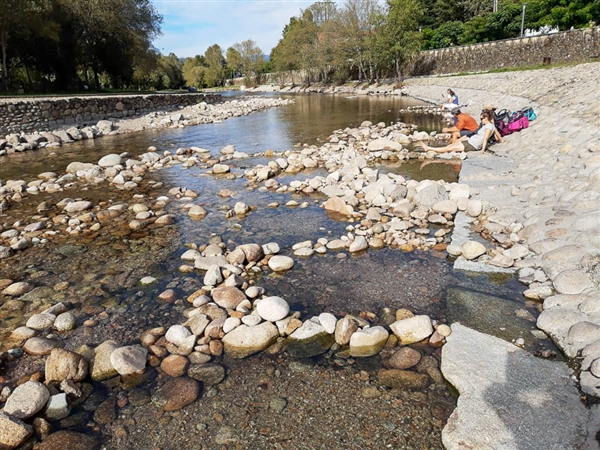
[443,107,479,143]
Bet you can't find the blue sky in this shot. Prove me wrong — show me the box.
[152,0,321,58]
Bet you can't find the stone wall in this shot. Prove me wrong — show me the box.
[0,93,220,135]
[407,26,600,76]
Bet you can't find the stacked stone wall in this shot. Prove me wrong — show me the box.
[407,26,600,76]
[0,93,220,134]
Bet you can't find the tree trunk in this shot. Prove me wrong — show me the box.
[1,28,8,91]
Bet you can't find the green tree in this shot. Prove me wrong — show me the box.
[204,44,225,87]
[225,46,241,80]
[0,0,56,90]
[374,0,422,82]
[232,39,264,79]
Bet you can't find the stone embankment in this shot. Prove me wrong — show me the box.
[0,93,220,135]
[405,62,600,448]
[0,96,294,157]
[247,79,402,96]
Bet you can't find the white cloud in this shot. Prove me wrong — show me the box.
[152,0,321,57]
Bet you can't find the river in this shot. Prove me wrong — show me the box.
[0,93,554,449]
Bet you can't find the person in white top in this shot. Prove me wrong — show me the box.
[415,111,497,154]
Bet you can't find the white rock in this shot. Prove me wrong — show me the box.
[461,241,486,260]
[268,255,294,272]
[223,317,242,334]
[110,345,147,375]
[140,276,157,285]
[390,315,434,345]
[54,312,76,332]
[222,322,279,358]
[165,325,192,346]
[45,393,71,420]
[63,201,93,213]
[256,296,290,322]
[204,265,223,285]
[349,326,389,357]
[262,242,280,255]
[349,236,368,253]
[26,313,55,330]
[242,315,262,326]
[98,154,122,167]
[318,313,337,334]
[4,381,50,419]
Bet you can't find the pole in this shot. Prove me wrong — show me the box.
[520,3,527,37]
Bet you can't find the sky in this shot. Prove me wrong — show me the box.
[152,0,327,58]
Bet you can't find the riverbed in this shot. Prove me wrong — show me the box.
[0,93,554,449]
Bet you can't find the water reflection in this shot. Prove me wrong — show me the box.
[0,93,441,181]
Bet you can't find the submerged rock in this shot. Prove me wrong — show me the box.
[287,320,334,358]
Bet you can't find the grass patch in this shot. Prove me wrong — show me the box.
[436,58,600,78]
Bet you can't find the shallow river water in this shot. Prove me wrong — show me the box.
[0,93,556,449]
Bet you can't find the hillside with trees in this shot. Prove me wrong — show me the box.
[1,0,598,93]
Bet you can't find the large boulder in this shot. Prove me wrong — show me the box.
[222,322,279,358]
[441,323,587,450]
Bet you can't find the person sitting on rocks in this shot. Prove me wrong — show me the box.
[442,108,479,143]
[415,111,496,154]
[440,89,459,110]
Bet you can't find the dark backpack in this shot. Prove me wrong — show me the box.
[495,109,513,136]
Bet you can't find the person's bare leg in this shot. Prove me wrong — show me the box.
[450,131,460,143]
[416,141,466,153]
[414,141,432,151]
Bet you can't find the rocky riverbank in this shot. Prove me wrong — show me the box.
[405,62,600,448]
[246,79,402,96]
[0,111,464,449]
[0,96,295,157]
[3,60,596,449]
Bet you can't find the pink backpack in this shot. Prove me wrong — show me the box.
[507,112,529,132]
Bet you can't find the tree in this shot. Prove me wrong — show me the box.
[159,52,183,89]
[0,0,55,90]
[182,55,205,88]
[334,0,382,81]
[232,39,264,79]
[374,0,422,82]
[226,46,241,80]
[204,44,225,87]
